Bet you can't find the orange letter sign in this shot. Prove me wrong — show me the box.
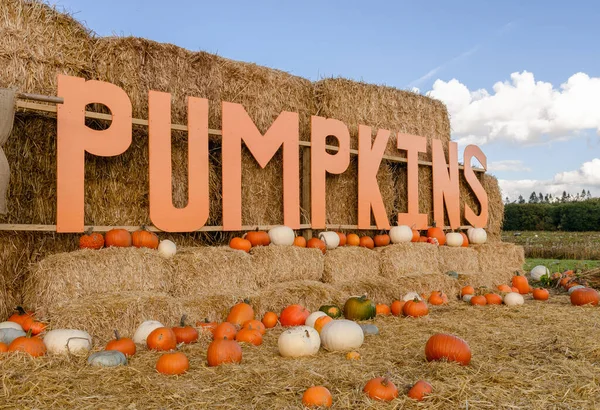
[311,116,350,228]
[56,75,132,232]
[396,133,428,229]
[463,145,489,228]
[222,102,300,230]
[358,125,390,229]
[148,92,209,232]
[432,140,460,229]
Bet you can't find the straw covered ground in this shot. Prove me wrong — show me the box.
[1,292,600,409]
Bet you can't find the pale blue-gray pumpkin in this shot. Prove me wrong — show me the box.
[88,350,128,367]
[0,328,26,345]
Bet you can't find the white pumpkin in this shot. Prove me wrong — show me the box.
[568,285,586,295]
[320,319,364,351]
[318,232,339,250]
[0,328,26,344]
[530,265,549,281]
[445,232,464,247]
[462,294,474,303]
[278,326,320,357]
[0,321,23,331]
[468,228,487,244]
[43,329,92,355]
[389,225,413,243]
[503,292,524,306]
[158,240,177,258]
[268,226,295,246]
[132,320,164,344]
[402,291,422,301]
[305,311,327,328]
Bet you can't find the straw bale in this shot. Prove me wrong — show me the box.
[475,242,524,275]
[437,246,480,276]
[181,293,260,325]
[314,78,450,160]
[482,173,504,241]
[169,246,259,298]
[379,242,441,278]
[322,246,381,284]
[44,291,182,342]
[2,293,600,409]
[23,247,173,312]
[250,245,323,286]
[255,280,346,315]
[0,0,93,95]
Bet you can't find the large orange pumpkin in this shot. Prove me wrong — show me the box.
[156,352,189,375]
[484,293,503,305]
[132,226,159,249]
[213,323,237,340]
[375,304,391,316]
[302,386,333,408]
[261,312,278,328]
[172,315,199,344]
[146,327,177,351]
[511,273,530,294]
[470,295,487,306]
[235,328,263,346]
[403,298,429,317]
[244,230,270,247]
[570,288,599,306]
[8,334,46,357]
[79,228,104,250]
[390,300,405,316]
[363,376,398,401]
[346,233,360,246]
[243,319,266,335]
[105,330,136,356]
[280,304,310,327]
[425,333,471,365]
[105,228,132,247]
[227,300,255,327]
[426,222,446,246]
[407,380,433,401]
[307,238,326,254]
[207,338,242,367]
[533,288,549,301]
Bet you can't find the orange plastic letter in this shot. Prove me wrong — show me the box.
[56,75,132,232]
[396,133,428,229]
[311,116,350,229]
[358,125,391,229]
[222,102,299,231]
[148,92,209,232]
[463,145,489,228]
[432,140,460,229]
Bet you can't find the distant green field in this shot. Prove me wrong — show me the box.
[524,258,600,273]
[503,231,600,260]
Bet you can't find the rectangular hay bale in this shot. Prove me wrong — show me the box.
[322,247,381,284]
[438,246,481,276]
[255,280,346,314]
[250,246,324,286]
[379,243,441,278]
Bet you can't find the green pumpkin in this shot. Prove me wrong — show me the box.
[343,296,376,321]
[319,305,342,319]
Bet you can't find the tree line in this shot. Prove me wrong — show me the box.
[505,189,592,205]
[503,197,600,231]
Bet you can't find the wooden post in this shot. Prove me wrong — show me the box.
[301,145,312,240]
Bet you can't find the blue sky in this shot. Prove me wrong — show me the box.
[53,0,600,200]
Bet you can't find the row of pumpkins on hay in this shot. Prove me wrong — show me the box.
[229,224,487,253]
[77,223,487,256]
[0,268,597,406]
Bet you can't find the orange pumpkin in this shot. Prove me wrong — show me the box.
[261,312,278,329]
[156,352,189,375]
[213,322,237,340]
[314,315,333,333]
[373,234,390,247]
[403,298,429,317]
[563,269,574,277]
[411,229,420,242]
[496,284,512,292]
[484,293,502,305]
[375,304,391,316]
[336,232,347,246]
[227,300,255,327]
[302,386,333,408]
[244,230,270,247]
[79,228,104,250]
[363,376,398,401]
[172,315,199,344]
[132,226,159,249]
[425,333,471,365]
[570,288,599,306]
[428,291,447,306]
[8,306,35,327]
[346,351,361,360]
[243,319,266,335]
[146,327,177,351]
[359,236,375,249]
[105,228,132,247]
[533,288,549,301]
[229,237,252,252]
[0,342,8,353]
[307,238,327,254]
[105,330,136,356]
[28,321,46,336]
[511,286,519,293]
[280,304,310,327]
[346,233,360,246]
[511,273,530,294]
[196,319,218,336]
[390,300,405,316]
[418,236,428,242]
[8,334,46,357]
[470,295,487,306]
[461,286,475,297]
[426,222,446,246]
[407,380,433,401]
[235,328,263,346]
[207,338,242,367]
[293,236,307,247]
[460,232,469,247]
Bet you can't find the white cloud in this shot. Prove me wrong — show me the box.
[499,158,600,200]
[427,71,600,146]
[487,160,531,173]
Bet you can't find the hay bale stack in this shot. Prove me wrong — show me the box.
[182,293,260,325]
[44,292,182,342]
[438,246,481,276]
[23,247,173,313]
[470,243,525,288]
[250,246,323,286]
[379,243,441,278]
[0,0,93,95]
[322,246,381,284]
[255,280,346,314]
[169,246,258,297]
